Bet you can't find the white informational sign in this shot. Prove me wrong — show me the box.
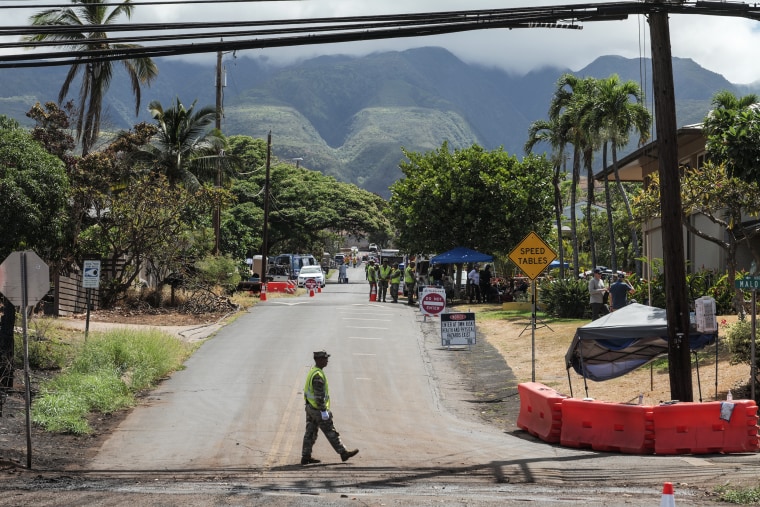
[82,259,101,289]
[419,286,446,317]
[441,312,476,346]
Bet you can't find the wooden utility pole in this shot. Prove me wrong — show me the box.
[262,132,272,274]
[649,4,693,402]
[213,48,223,255]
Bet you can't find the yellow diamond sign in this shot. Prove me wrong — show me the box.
[508,231,557,280]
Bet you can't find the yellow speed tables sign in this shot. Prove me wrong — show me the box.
[508,231,557,280]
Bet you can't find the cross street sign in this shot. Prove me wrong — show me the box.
[735,276,760,290]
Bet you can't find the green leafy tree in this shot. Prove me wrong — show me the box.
[704,90,760,183]
[24,0,158,156]
[0,117,70,388]
[634,162,760,314]
[78,175,218,306]
[548,74,597,274]
[592,75,652,274]
[525,116,570,278]
[389,142,553,255]
[132,98,231,188]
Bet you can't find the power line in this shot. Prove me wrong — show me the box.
[0,2,758,68]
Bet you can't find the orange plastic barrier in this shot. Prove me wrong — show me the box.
[267,281,290,293]
[560,399,654,454]
[517,382,565,443]
[653,400,759,455]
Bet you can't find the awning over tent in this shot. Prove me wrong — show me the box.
[430,247,493,264]
[549,260,569,269]
[565,303,716,382]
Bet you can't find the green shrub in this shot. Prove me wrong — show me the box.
[539,278,588,318]
[194,254,242,293]
[707,272,736,315]
[725,319,757,368]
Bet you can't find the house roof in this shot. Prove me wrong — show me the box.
[595,125,705,182]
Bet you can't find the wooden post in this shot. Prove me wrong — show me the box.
[649,5,693,402]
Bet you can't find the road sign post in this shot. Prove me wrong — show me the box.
[735,276,760,401]
[82,260,101,341]
[508,232,557,382]
[0,251,50,470]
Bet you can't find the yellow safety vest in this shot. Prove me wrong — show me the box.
[367,266,377,282]
[404,266,415,283]
[304,366,330,410]
[390,268,402,283]
[379,265,392,279]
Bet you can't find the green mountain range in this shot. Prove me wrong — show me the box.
[0,47,752,197]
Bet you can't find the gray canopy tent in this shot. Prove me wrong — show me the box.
[565,303,718,399]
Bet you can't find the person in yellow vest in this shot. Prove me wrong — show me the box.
[404,261,417,305]
[378,258,392,302]
[301,350,359,465]
[389,263,402,303]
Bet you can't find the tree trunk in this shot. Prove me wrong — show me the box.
[612,143,641,276]
[554,162,566,279]
[585,149,597,269]
[603,143,617,272]
[570,149,581,278]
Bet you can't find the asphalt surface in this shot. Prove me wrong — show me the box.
[3,263,760,505]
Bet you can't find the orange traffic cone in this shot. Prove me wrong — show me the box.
[369,284,377,302]
[309,287,315,297]
[317,284,322,293]
[660,482,675,507]
[260,283,267,301]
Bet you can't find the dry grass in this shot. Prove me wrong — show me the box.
[472,307,751,404]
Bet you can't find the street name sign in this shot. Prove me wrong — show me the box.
[735,276,760,290]
[508,231,557,280]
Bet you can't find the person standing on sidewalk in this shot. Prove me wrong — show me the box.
[378,258,392,302]
[389,263,402,303]
[404,261,417,305]
[366,260,377,299]
[588,267,609,320]
[301,350,359,465]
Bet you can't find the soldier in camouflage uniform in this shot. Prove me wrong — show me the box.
[301,350,359,465]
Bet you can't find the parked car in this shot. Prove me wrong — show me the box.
[297,265,325,288]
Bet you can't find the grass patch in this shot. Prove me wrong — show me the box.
[714,484,760,504]
[32,328,193,435]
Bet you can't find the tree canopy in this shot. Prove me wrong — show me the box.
[389,142,554,255]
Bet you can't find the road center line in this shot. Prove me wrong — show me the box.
[348,336,382,340]
[345,326,389,330]
[342,318,391,321]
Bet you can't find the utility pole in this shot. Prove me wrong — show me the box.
[213,47,224,255]
[262,131,272,279]
[649,3,693,402]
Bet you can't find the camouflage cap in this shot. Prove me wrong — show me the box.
[313,350,330,359]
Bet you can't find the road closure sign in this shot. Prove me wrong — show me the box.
[420,287,446,317]
[508,231,557,280]
[441,312,476,346]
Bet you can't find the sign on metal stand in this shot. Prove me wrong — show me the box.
[508,232,556,382]
[0,251,49,469]
[82,259,101,341]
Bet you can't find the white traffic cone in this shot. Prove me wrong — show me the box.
[660,482,675,507]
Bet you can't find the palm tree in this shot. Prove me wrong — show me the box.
[592,75,652,275]
[25,0,158,156]
[549,74,597,276]
[525,116,570,278]
[137,98,231,188]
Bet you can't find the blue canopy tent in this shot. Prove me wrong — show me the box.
[430,247,493,264]
[565,303,717,398]
[548,260,569,269]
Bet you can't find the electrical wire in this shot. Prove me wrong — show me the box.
[0,1,758,69]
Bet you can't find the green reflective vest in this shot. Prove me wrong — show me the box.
[367,266,377,282]
[304,366,330,410]
[379,265,392,280]
[404,266,415,283]
[390,268,402,283]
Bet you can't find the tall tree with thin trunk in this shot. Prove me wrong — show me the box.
[592,75,652,275]
[25,0,158,156]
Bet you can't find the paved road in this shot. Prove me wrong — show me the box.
[12,263,760,505]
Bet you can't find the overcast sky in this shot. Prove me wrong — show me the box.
[5,0,760,84]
